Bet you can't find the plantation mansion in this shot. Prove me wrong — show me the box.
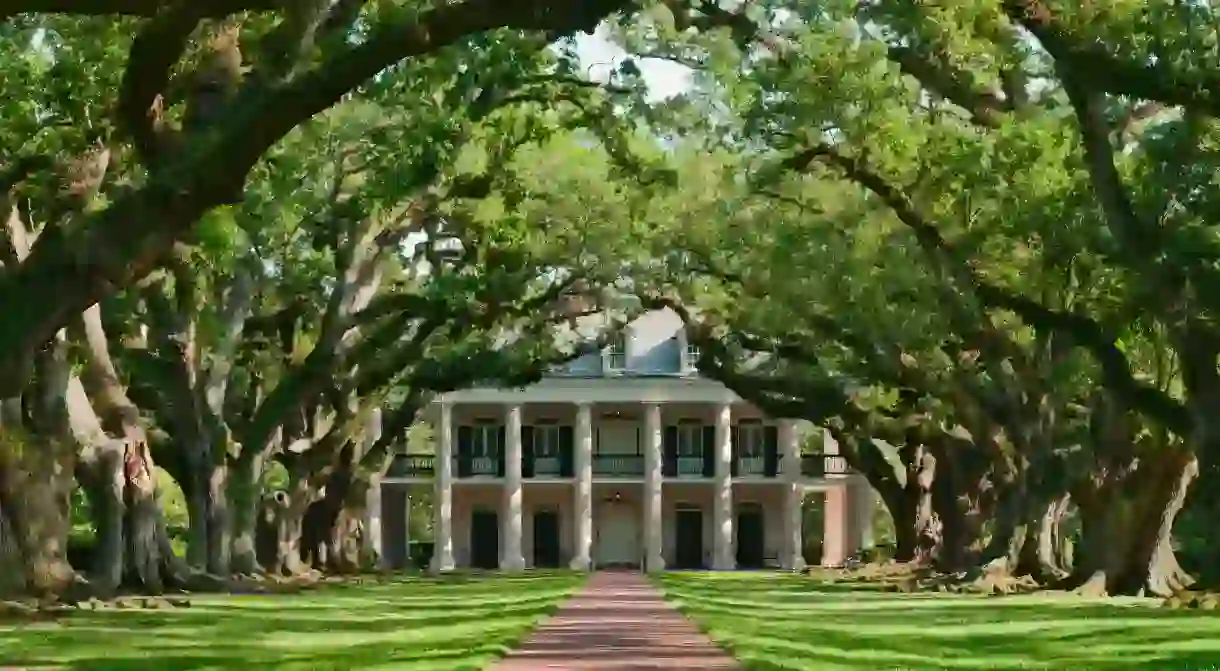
[374,308,873,571]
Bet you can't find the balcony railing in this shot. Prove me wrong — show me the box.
[676,456,705,477]
[533,456,563,477]
[593,454,645,477]
[454,454,503,477]
[800,454,851,477]
[524,452,573,478]
[388,453,434,477]
[390,452,849,479]
[737,455,767,476]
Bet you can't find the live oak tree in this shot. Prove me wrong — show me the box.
[610,0,1220,596]
[0,0,661,395]
[0,2,666,595]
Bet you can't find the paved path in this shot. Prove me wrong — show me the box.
[489,571,740,670]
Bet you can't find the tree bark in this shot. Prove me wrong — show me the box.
[257,477,318,577]
[1065,448,1196,597]
[0,433,77,597]
[77,442,125,594]
[78,436,189,594]
[205,461,232,575]
[229,453,264,575]
[1015,492,1073,581]
[876,460,936,564]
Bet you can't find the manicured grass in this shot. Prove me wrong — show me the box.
[656,572,1220,670]
[1,571,584,670]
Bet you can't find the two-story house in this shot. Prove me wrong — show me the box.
[372,308,873,571]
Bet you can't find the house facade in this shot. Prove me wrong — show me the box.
[373,308,873,571]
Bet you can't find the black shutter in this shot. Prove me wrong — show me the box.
[764,425,779,477]
[636,427,643,475]
[456,426,473,478]
[521,425,535,478]
[496,426,507,477]
[702,425,716,477]
[663,426,678,477]
[729,426,741,476]
[558,425,574,477]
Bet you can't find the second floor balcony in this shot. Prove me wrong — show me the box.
[387,450,852,480]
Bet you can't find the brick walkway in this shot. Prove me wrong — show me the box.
[489,571,740,670]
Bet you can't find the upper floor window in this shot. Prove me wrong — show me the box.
[531,422,562,458]
[468,421,502,457]
[604,333,627,372]
[676,420,705,456]
[735,420,765,457]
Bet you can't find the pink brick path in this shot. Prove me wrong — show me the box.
[488,571,740,670]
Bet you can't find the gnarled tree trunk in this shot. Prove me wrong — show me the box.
[873,441,996,572]
[1065,448,1196,597]
[229,453,264,575]
[1015,492,1074,581]
[0,433,77,597]
[79,437,188,595]
[257,474,319,577]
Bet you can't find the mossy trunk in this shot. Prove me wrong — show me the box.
[229,454,264,575]
[0,433,77,597]
[1017,492,1073,581]
[1064,449,1196,597]
[205,461,232,575]
[79,442,124,594]
[80,439,187,595]
[257,475,317,577]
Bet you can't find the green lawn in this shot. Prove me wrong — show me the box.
[657,572,1220,671]
[1,572,584,670]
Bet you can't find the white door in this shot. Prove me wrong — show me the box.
[595,503,639,566]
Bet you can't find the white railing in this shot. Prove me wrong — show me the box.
[534,457,562,476]
[738,456,766,476]
[471,457,498,476]
[677,457,704,476]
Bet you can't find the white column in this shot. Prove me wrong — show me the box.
[403,490,412,569]
[501,403,526,572]
[362,407,384,568]
[432,402,455,572]
[780,420,806,571]
[712,403,735,570]
[820,428,850,566]
[853,476,874,553]
[643,402,665,572]
[570,402,593,570]
[365,475,384,568]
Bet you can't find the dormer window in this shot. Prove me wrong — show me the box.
[685,342,700,371]
[604,333,626,373]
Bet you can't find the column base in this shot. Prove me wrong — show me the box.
[783,556,807,572]
[569,556,592,571]
[429,553,456,574]
[500,556,527,573]
[644,555,666,573]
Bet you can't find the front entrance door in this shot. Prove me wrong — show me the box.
[595,503,639,567]
[533,509,562,568]
[736,506,765,568]
[470,509,500,569]
[674,507,704,569]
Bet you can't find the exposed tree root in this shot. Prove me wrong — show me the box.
[1162,590,1220,611]
[810,560,1047,595]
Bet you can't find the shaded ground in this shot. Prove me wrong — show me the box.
[0,572,584,670]
[492,570,739,670]
[656,572,1220,670]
